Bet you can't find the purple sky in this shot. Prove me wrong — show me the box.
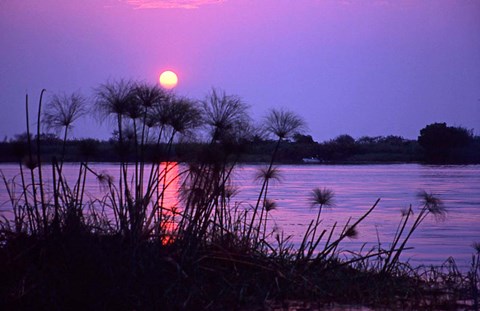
[1,0,479,142]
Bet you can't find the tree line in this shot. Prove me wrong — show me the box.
[278,123,479,164]
[2,123,478,164]
[0,79,478,164]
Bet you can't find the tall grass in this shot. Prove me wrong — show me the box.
[0,85,479,310]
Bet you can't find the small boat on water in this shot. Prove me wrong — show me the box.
[302,157,322,164]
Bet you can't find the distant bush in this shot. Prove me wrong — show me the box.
[418,122,475,163]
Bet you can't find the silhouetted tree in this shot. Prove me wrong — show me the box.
[322,134,357,161]
[334,134,355,147]
[418,122,473,163]
[293,133,315,144]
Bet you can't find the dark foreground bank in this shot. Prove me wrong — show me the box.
[1,228,479,310]
[1,87,479,310]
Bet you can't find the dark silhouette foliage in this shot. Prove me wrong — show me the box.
[418,122,474,163]
[293,133,315,144]
[321,134,357,161]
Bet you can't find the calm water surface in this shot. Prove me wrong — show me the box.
[1,163,479,269]
[233,164,480,269]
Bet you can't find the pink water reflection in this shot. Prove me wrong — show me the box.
[157,162,181,243]
[231,164,480,270]
[1,163,478,269]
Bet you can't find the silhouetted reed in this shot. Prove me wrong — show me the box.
[43,92,86,165]
[0,84,478,310]
[247,108,305,244]
[382,190,447,274]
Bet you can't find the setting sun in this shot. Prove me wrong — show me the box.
[159,70,178,89]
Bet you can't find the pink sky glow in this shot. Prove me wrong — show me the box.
[124,0,225,10]
[0,0,479,141]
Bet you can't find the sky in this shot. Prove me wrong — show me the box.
[1,0,479,142]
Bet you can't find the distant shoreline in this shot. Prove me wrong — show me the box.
[1,137,479,165]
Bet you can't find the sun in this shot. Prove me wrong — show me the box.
[159,70,178,89]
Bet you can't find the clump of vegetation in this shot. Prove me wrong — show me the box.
[418,122,478,163]
[0,83,479,310]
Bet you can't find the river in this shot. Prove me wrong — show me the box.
[1,163,479,270]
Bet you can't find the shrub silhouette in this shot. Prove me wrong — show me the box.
[418,122,473,163]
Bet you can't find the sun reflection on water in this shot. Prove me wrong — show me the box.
[157,162,181,244]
